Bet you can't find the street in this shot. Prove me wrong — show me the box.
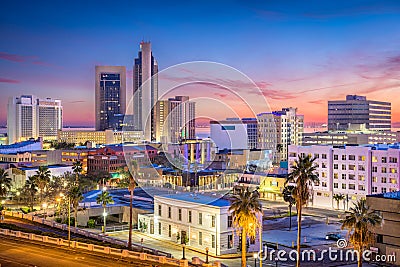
[0,236,146,267]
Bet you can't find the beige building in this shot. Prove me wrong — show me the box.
[366,192,400,266]
[0,152,31,163]
[58,129,143,145]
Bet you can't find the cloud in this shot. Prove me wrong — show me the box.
[0,52,35,62]
[69,100,86,104]
[308,100,325,105]
[0,78,20,84]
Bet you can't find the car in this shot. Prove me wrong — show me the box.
[325,233,342,241]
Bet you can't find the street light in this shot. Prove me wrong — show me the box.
[42,203,48,219]
[205,247,209,263]
[253,253,257,267]
[182,243,186,260]
[102,211,108,233]
[59,192,71,247]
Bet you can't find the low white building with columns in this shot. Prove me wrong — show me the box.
[289,144,400,209]
[138,193,261,256]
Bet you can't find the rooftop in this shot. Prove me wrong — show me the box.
[0,139,41,149]
[157,193,231,208]
[368,191,400,200]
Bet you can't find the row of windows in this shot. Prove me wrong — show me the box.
[291,153,399,164]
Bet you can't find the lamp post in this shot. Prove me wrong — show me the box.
[182,243,186,260]
[42,203,48,219]
[206,247,209,263]
[60,192,71,247]
[103,211,108,234]
[253,253,258,267]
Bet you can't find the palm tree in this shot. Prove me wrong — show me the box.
[283,185,296,231]
[72,160,83,184]
[333,193,346,210]
[96,191,114,233]
[341,199,382,267]
[34,166,51,204]
[24,176,38,211]
[0,168,12,198]
[127,161,139,249]
[286,154,319,267]
[68,185,83,227]
[229,188,262,267]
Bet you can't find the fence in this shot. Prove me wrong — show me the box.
[105,225,130,232]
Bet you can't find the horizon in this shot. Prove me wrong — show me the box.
[1,0,400,126]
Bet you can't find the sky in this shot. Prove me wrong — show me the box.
[1,0,400,126]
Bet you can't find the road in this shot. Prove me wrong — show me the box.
[0,236,149,267]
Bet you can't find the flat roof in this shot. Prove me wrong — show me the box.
[368,191,400,200]
[157,193,231,208]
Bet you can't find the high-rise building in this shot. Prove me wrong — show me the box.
[328,95,391,131]
[7,95,62,144]
[154,96,195,143]
[257,107,303,163]
[133,41,158,140]
[95,66,127,131]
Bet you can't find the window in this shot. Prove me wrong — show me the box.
[349,184,355,190]
[178,209,182,221]
[372,187,377,193]
[381,167,387,173]
[228,234,233,248]
[333,183,338,189]
[314,154,319,158]
[322,182,327,187]
[358,165,365,171]
[349,174,355,180]
[382,157,387,163]
[334,155,338,160]
[168,207,171,218]
[372,176,378,183]
[372,156,378,163]
[322,163,327,168]
[188,211,192,223]
[358,185,365,191]
[349,165,356,171]
[334,173,338,179]
[212,235,216,248]
[390,168,398,174]
[322,172,327,178]
[377,234,383,244]
[349,155,355,161]
[341,174,346,179]
[158,205,162,216]
[359,175,365,181]
[342,155,346,161]
[381,188,387,193]
[168,225,171,237]
[199,232,203,245]
[334,164,338,170]
[359,155,366,161]
[199,213,203,225]
[228,215,233,227]
[158,222,162,235]
[391,178,397,184]
[372,166,378,172]
[211,215,215,227]
[389,157,398,163]
[342,184,346,189]
[381,177,387,183]
[342,165,346,170]
[322,154,327,159]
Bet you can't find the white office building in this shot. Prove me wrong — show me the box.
[7,95,62,144]
[138,193,261,256]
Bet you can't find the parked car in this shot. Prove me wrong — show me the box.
[325,233,342,241]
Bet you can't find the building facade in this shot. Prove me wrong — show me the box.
[58,129,143,145]
[289,144,400,209]
[8,95,62,144]
[138,193,261,256]
[155,96,196,143]
[258,107,303,163]
[302,131,398,146]
[95,66,127,131]
[133,41,158,140]
[328,95,391,132]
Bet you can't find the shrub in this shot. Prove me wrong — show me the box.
[55,217,62,223]
[87,219,95,228]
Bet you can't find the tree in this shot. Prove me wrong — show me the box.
[341,199,382,267]
[128,160,139,249]
[229,188,262,267]
[33,166,51,204]
[96,191,114,233]
[0,168,12,198]
[283,185,296,231]
[68,185,83,227]
[24,176,38,211]
[72,160,83,183]
[333,193,346,210]
[286,154,319,267]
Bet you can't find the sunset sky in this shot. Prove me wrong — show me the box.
[1,0,400,126]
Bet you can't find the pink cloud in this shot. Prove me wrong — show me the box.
[0,52,35,62]
[0,78,20,84]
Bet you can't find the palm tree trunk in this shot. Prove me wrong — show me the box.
[241,229,247,267]
[103,206,106,233]
[358,249,362,267]
[297,205,302,267]
[289,205,292,231]
[128,189,133,249]
[74,204,78,227]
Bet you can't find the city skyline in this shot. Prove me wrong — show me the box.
[1,0,400,126]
